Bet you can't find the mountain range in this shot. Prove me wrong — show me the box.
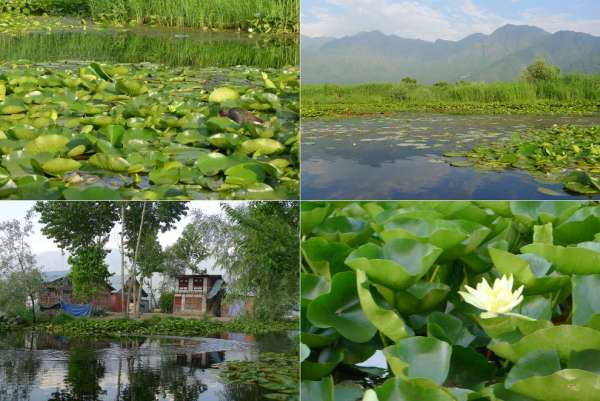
[301,24,600,84]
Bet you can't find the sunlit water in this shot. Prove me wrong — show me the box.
[0,331,295,401]
[302,113,600,200]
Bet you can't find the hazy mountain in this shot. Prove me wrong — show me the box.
[301,24,600,84]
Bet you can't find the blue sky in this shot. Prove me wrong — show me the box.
[302,0,600,40]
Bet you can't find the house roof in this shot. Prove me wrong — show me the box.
[42,270,69,283]
[176,274,223,279]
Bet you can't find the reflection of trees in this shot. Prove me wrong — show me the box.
[219,383,262,401]
[157,357,208,401]
[47,341,107,401]
[0,333,41,401]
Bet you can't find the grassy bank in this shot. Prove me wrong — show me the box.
[302,75,600,117]
[38,316,297,337]
[1,0,299,32]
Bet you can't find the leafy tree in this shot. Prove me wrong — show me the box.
[34,202,119,253]
[68,246,111,303]
[0,212,43,322]
[522,58,560,82]
[159,292,174,313]
[191,202,299,320]
[163,221,211,276]
[401,76,417,85]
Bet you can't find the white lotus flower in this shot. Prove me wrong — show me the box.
[362,389,379,401]
[459,275,524,319]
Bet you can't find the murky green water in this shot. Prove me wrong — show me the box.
[302,113,600,199]
[0,331,295,401]
[0,28,297,68]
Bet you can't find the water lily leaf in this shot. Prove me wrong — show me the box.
[301,376,334,401]
[301,273,331,302]
[41,158,81,176]
[533,223,553,244]
[510,202,582,226]
[100,125,125,147]
[300,343,311,363]
[345,239,443,290]
[302,237,352,279]
[0,97,27,114]
[63,186,122,200]
[115,79,148,96]
[489,325,600,362]
[302,202,331,236]
[313,216,372,246]
[383,337,452,384]
[477,314,551,339]
[149,166,180,185]
[554,206,600,245]
[196,152,230,176]
[375,377,455,401]
[25,134,69,153]
[307,271,377,343]
[224,163,266,186]
[89,62,113,82]
[356,270,409,342]
[88,153,130,172]
[209,87,240,103]
[520,243,600,275]
[427,312,474,347]
[240,138,285,155]
[207,116,240,133]
[446,345,496,389]
[301,349,344,381]
[572,274,600,326]
[209,132,241,148]
[506,349,600,401]
[395,282,450,314]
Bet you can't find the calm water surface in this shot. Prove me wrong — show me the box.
[0,331,295,401]
[302,113,600,200]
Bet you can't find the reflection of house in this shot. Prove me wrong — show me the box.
[174,274,225,316]
[109,275,150,313]
[40,271,112,311]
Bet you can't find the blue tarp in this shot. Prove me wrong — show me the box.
[60,301,92,317]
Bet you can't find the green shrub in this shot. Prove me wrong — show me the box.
[159,292,174,313]
[522,58,560,82]
[51,311,75,325]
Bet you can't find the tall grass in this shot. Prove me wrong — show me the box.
[303,75,600,106]
[87,0,299,31]
[0,31,297,67]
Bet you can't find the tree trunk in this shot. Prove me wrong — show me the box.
[120,204,127,318]
[132,202,147,318]
[137,277,144,315]
[29,294,36,324]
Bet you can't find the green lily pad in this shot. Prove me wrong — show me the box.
[383,337,452,385]
[41,158,81,176]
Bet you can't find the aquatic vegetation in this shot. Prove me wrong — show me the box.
[0,30,298,69]
[301,200,600,401]
[0,61,299,200]
[445,125,600,195]
[221,352,299,401]
[302,77,600,118]
[44,316,297,337]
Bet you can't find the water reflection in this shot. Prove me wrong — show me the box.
[302,113,600,199]
[0,331,289,401]
[0,29,297,68]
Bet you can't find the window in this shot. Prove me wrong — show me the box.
[193,277,203,289]
[179,278,189,289]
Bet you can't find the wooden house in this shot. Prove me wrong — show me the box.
[39,271,112,312]
[173,274,225,316]
[109,275,150,313]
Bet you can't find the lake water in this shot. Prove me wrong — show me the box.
[0,28,297,68]
[0,331,296,401]
[301,113,600,200]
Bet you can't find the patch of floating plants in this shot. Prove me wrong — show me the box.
[0,61,299,200]
[444,125,600,195]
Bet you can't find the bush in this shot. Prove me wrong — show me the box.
[401,76,417,85]
[522,58,560,82]
[51,312,75,325]
[159,292,174,313]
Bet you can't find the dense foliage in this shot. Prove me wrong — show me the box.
[301,201,600,401]
[302,74,600,118]
[68,245,111,302]
[189,202,299,320]
[444,125,600,195]
[45,316,297,337]
[0,62,298,200]
[1,0,298,33]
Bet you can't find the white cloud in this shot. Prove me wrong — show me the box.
[302,0,600,40]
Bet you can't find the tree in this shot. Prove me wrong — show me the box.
[191,202,299,320]
[68,246,111,303]
[163,222,211,276]
[401,76,417,85]
[522,58,560,82]
[0,212,43,322]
